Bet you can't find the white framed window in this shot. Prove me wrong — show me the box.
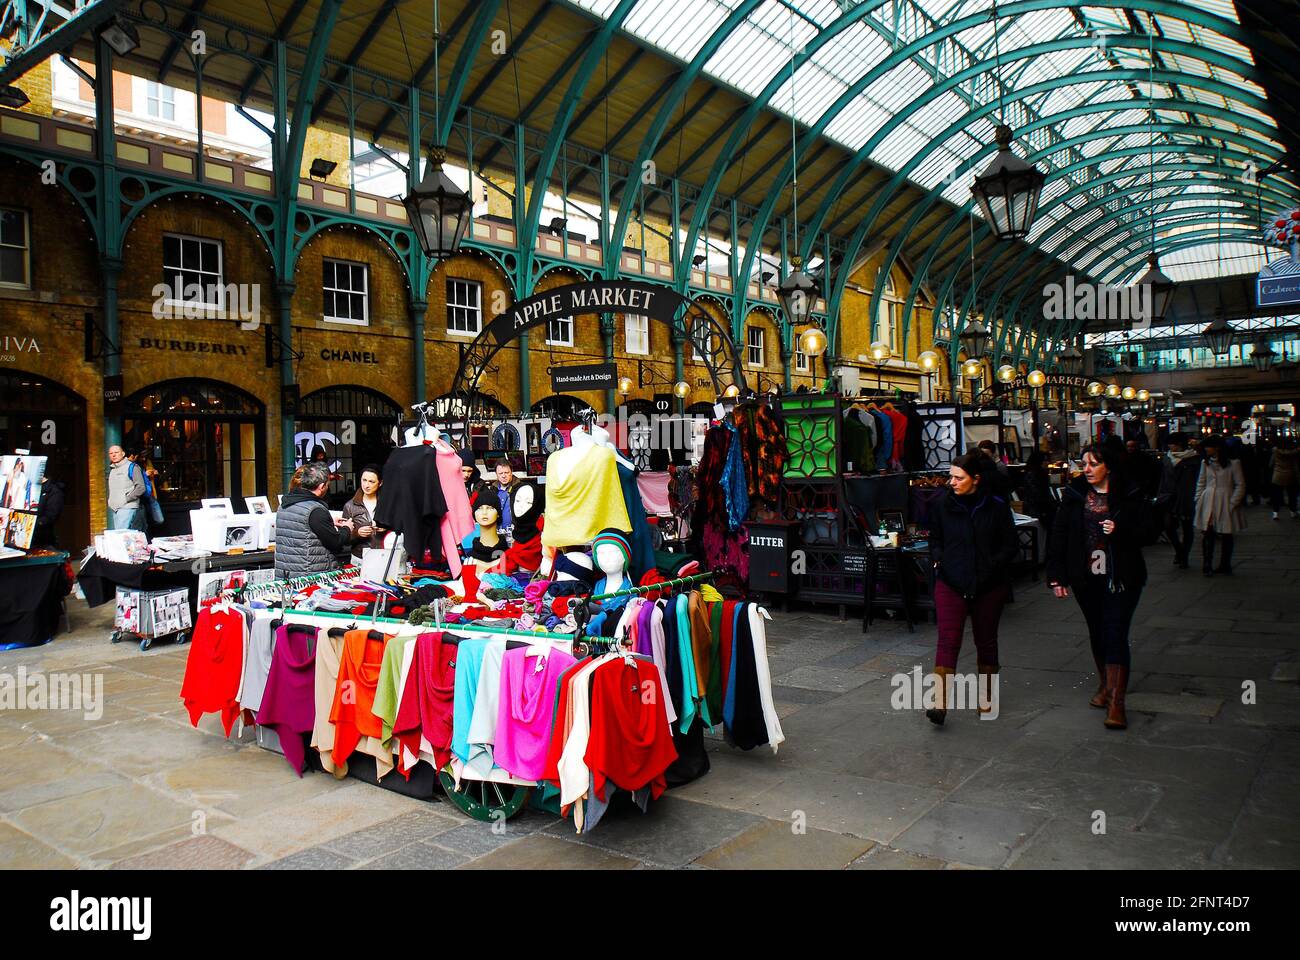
[447,278,482,335]
[322,258,369,325]
[625,314,649,355]
[0,207,30,289]
[794,343,810,373]
[162,233,224,309]
[692,326,715,361]
[747,325,765,367]
[146,81,175,122]
[546,315,574,346]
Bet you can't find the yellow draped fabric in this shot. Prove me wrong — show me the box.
[541,444,632,548]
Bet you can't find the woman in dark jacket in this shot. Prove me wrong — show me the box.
[1046,443,1157,730]
[340,464,385,561]
[1016,450,1058,541]
[925,452,1020,725]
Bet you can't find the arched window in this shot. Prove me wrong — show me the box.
[296,386,400,504]
[530,394,595,421]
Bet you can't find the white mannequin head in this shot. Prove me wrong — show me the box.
[594,542,627,578]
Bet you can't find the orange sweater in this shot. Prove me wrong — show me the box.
[330,629,388,768]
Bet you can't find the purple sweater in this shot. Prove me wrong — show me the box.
[493,645,578,781]
[255,624,318,775]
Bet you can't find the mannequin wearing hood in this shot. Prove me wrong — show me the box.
[585,529,634,636]
[460,491,508,605]
[497,481,545,574]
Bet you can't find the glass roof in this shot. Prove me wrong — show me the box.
[570,0,1286,281]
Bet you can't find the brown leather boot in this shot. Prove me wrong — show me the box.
[926,666,952,726]
[1104,665,1128,730]
[1089,657,1108,709]
[977,663,999,714]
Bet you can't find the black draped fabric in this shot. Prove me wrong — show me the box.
[727,602,768,750]
[665,715,710,787]
[0,558,67,646]
[76,555,148,608]
[902,402,926,472]
[374,445,447,564]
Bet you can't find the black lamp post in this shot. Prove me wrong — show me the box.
[403,148,472,259]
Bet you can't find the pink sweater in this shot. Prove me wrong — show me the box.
[494,645,578,781]
[435,441,474,576]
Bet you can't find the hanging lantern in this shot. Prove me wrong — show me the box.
[970,125,1046,241]
[799,326,828,359]
[958,318,991,360]
[1251,340,1276,372]
[1087,381,1105,397]
[1056,345,1084,375]
[1136,389,1151,402]
[917,350,940,372]
[1026,369,1046,388]
[1122,385,1137,401]
[996,364,1017,383]
[962,357,983,380]
[869,341,892,364]
[1134,254,1175,325]
[1200,316,1235,355]
[673,379,690,398]
[617,376,633,395]
[1105,383,1122,398]
[778,257,817,328]
[403,148,472,259]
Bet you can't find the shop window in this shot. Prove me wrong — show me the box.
[747,325,765,367]
[692,325,718,361]
[125,380,264,523]
[146,81,175,122]
[162,234,224,310]
[625,314,649,355]
[546,315,574,346]
[447,278,482,335]
[795,342,810,372]
[322,258,369,325]
[296,386,399,505]
[0,207,30,288]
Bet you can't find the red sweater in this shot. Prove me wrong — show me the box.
[584,658,678,802]
[180,606,246,737]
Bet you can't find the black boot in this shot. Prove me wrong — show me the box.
[1217,535,1234,575]
[1202,531,1216,577]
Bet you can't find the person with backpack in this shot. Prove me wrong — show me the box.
[130,448,165,528]
[1047,443,1157,730]
[107,444,146,531]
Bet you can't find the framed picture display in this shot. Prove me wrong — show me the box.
[201,498,234,516]
[245,496,272,515]
[526,422,542,454]
[526,454,547,477]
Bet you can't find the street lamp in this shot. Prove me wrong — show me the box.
[617,376,633,396]
[1105,383,1122,398]
[870,341,892,391]
[970,125,1046,241]
[958,319,991,360]
[673,379,690,398]
[1027,369,1046,388]
[1200,316,1235,356]
[778,257,818,329]
[799,326,828,359]
[1122,386,1137,401]
[1056,345,1084,376]
[403,148,472,259]
[996,364,1017,383]
[1251,340,1276,372]
[722,384,740,399]
[1087,381,1105,397]
[1136,388,1150,403]
[1134,253,1176,325]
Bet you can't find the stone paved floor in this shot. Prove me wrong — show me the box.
[2,501,1298,869]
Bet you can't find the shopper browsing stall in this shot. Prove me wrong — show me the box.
[341,463,385,561]
[275,462,355,578]
[1194,434,1246,576]
[106,444,146,531]
[925,452,1020,726]
[1047,444,1156,730]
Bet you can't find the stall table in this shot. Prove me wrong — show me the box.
[0,550,70,648]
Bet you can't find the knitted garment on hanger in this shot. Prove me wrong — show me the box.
[406,632,457,772]
[180,606,245,737]
[255,624,318,776]
[585,658,678,803]
[735,403,787,509]
[720,421,750,531]
[330,630,388,769]
[702,518,749,582]
[310,628,392,779]
[494,645,578,781]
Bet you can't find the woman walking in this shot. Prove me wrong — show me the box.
[925,452,1020,725]
[1268,437,1299,520]
[341,464,385,561]
[1194,436,1246,576]
[1047,444,1155,730]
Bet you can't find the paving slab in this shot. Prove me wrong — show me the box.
[847,846,946,870]
[692,819,873,870]
[892,801,1046,868]
[1009,818,1216,870]
[109,835,256,870]
[542,797,761,867]
[461,834,642,870]
[0,821,78,868]
[10,781,203,860]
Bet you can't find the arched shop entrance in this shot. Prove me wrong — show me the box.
[531,394,596,421]
[621,398,656,470]
[295,386,400,508]
[0,371,89,552]
[124,379,266,534]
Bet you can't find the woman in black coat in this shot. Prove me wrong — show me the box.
[925,452,1020,725]
[1046,443,1157,730]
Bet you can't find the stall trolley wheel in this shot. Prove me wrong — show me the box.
[139,636,153,652]
[110,630,123,644]
[175,631,191,645]
[437,770,530,823]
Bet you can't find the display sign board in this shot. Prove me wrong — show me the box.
[490,280,679,345]
[989,373,1088,397]
[1257,256,1300,308]
[103,374,124,417]
[549,362,616,393]
[653,393,673,414]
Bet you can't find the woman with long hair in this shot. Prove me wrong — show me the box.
[1046,443,1155,730]
[924,452,1020,725]
[341,463,385,560]
[1194,435,1246,576]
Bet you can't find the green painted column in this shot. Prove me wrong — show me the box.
[278,282,296,491]
[410,298,428,404]
[602,313,617,414]
[101,257,123,449]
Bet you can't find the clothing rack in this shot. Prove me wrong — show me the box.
[571,571,717,644]
[278,606,575,643]
[222,566,359,605]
